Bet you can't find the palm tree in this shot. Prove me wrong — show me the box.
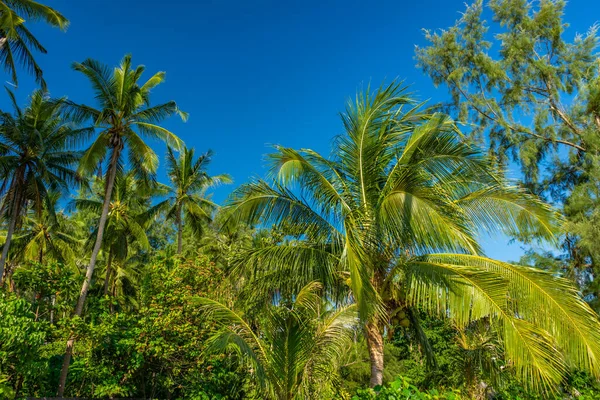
[223,82,600,392]
[73,173,158,298]
[0,88,81,284]
[152,146,231,255]
[0,0,68,87]
[57,55,186,397]
[11,192,80,266]
[198,282,357,399]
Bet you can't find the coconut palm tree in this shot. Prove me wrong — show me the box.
[152,146,231,255]
[0,88,82,284]
[0,0,68,87]
[223,82,600,392]
[10,191,80,266]
[57,54,186,397]
[198,281,357,399]
[73,173,159,297]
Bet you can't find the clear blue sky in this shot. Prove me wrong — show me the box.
[5,0,600,261]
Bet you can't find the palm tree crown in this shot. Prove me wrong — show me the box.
[11,191,80,266]
[224,82,600,392]
[0,88,81,282]
[0,0,68,87]
[74,173,159,299]
[153,146,231,254]
[199,282,357,400]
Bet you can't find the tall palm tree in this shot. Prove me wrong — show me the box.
[198,282,357,399]
[0,0,68,87]
[57,55,186,397]
[223,82,600,392]
[0,88,81,284]
[152,146,231,254]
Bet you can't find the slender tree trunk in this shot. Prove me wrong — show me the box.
[0,187,21,285]
[50,294,55,325]
[57,146,121,397]
[366,320,384,388]
[176,204,183,255]
[103,247,113,296]
[57,337,75,396]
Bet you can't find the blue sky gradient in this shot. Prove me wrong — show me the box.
[4,0,600,261]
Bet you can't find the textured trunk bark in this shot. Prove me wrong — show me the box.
[176,204,183,255]
[366,320,384,388]
[103,247,113,296]
[50,294,56,325]
[0,186,21,285]
[57,146,121,397]
[57,338,74,397]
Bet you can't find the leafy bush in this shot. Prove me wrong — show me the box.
[352,376,463,400]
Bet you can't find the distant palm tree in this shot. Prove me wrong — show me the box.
[152,147,231,254]
[0,0,68,87]
[73,173,158,297]
[11,192,80,266]
[0,88,81,283]
[198,282,357,399]
[57,54,186,397]
[224,82,600,392]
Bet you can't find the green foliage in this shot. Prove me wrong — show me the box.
[56,255,249,399]
[416,0,600,313]
[352,376,463,400]
[223,81,598,392]
[151,146,232,255]
[199,282,357,400]
[0,294,48,397]
[1,6,600,396]
[0,88,83,280]
[340,341,415,395]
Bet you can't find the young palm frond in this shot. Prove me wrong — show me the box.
[197,282,358,400]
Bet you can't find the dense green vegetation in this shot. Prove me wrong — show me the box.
[1,0,600,399]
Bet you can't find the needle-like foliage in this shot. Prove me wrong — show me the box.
[223,81,600,391]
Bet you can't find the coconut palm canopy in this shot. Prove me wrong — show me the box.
[198,282,358,400]
[223,82,600,391]
[0,0,68,87]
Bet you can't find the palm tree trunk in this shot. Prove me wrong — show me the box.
[176,204,183,255]
[0,187,21,285]
[50,294,55,325]
[366,320,384,388]
[103,247,113,296]
[57,146,121,397]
